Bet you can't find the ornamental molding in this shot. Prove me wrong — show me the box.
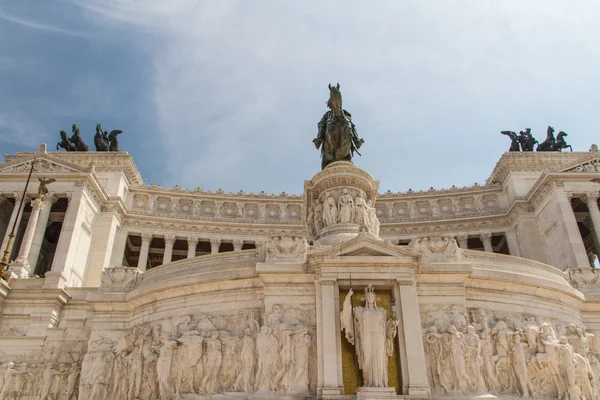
[122,217,306,239]
[486,151,594,185]
[0,154,84,174]
[4,151,143,185]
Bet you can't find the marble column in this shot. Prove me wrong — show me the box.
[163,235,176,265]
[1,193,25,259]
[480,232,493,252]
[210,238,221,255]
[27,195,56,269]
[137,233,152,272]
[83,209,122,286]
[9,198,45,277]
[318,277,343,396]
[45,190,88,289]
[504,230,522,257]
[109,228,128,268]
[456,234,468,249]
[558,191,590,269]
[187,237,199,259]
[583,192,600,251]
[397,279,431,397]
[233,239,244,252]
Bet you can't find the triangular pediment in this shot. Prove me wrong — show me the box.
[0,154,84,174]
[560,157,600,173]
[314,234,420,261]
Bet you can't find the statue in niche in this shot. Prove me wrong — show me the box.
[313,83,364,170]
[338,188,355,223]
[322,192,338,227]
[341,285,398,387]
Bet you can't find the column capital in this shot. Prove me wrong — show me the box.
[30,197,45,212]
[582,192,600,205]
[42,194,58,206]
[140,233,153,243]
[187,236,200,246]
[210,237,222,247]
[164,235,177,245]
[232,239,244,251]
[319,276,337,285]
[0,195,6,205]
[479,232,492,241]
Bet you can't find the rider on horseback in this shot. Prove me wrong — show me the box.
[313,83,364,170]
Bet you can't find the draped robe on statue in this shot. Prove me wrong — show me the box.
[341,288,393,388]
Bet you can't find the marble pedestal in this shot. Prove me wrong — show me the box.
[356,387,397,400]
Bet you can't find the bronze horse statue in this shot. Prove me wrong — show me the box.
[500,131,521,151]
[313,83,364,170]
[537,126,556,151]
[56,130,76,151]
[554,131,572,151]
[94,124,109,151]
[70,124,88,151]
[518,128,538,151]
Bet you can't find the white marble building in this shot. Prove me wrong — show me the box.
[0,144,600,399]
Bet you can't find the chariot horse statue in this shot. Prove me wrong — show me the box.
[313,83,364,170]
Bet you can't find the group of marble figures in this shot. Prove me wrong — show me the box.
[307,188,380,238]
[56,124,123,152]
[423,306,600,399]
[501,126,573,152]
[0,306,311,400]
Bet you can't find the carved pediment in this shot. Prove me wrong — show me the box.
[313,234,420,261]
[560,157,600,173]
[0,155,84,174]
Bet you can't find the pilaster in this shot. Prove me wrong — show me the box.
[397,279,431,397]
[318,277,344,397]
[83,209,122,286]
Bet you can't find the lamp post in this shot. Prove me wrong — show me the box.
[1,159,36,277]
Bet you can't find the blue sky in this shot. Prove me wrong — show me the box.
[1,1,599,194]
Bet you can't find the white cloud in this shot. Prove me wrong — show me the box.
[72,0,600,193]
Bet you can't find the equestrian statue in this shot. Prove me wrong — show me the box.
[313,83,364,170]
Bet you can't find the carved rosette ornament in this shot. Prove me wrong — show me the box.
[304,161,380,245]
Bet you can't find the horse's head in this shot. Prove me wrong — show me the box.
[547,126,555,138]
[72,124,79,135]
[327,83,342,113]
[558,131,568,138]
[96,124,102,135]
[59,130,67,139]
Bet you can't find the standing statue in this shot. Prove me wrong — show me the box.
[341,285,398,387]
[537,126,556,151]
[94,124,109,151]
[554,131,572,151]
[517,128,537,152]
[70,124,88,151]
[338,188,355,223]
[313,83,364,170]
[56,130,76,151]
[500,131,520,152]
[322,192,338,227]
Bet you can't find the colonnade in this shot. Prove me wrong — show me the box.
[133,233,250,271]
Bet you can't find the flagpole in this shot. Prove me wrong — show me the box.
[1,158,36,276]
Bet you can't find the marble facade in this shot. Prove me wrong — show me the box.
[0,145,599,399]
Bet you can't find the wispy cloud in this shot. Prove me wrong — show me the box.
[0,9,91,37]
[4,0,600,193]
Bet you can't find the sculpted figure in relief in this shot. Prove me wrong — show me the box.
[366,200,380,236]
[234,327,257,392]
[156,338,178,399]
[338,188,355,223]
[201,331,222,394]
[313,199,323,233]
[255,326,278,392]
[341,285,397,387]
[354,192,368,226]
[323,192,338,227]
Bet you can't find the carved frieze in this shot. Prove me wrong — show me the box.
[99,266,143,291]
